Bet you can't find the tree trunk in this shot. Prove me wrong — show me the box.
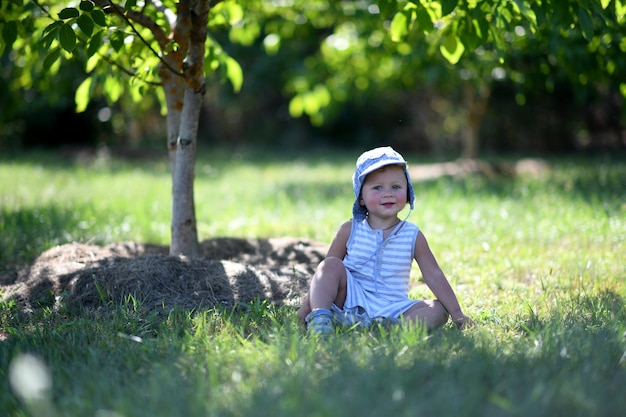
[461,83,490,159]
[165,82,183,179]
[166,0,210,257]
[170,85,202,257]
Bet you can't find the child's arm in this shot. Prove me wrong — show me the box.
[326,221,351,259]
[413,231,472,329]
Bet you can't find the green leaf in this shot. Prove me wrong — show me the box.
[86,54,99,72]
[75,77,93,112]
[530,2,547,26]
[229,21,260,46]
[441,0,458,17]
[104,76,123,102]
[616,0,626,17]
[225,56,243,93]
[499,5,513,24]
[489,26,505,58]
[378,0,398,18]
[415,6,434,32]
[512,0,537,26]
[129,81,144,103]
[440,33,465,64]
[443,32,455,52]
[59,23,77,52]
[205,56,219,73]
[578,8,594,41]
[225,2,244,25]
[77,14,94,37]
[211,0,244,26]
[41,25,59,50]
[313,84,331,108]
[462,17,482,51]
[289,95,304,117]
[303,91,320,115]
[43,20,63,36]
[390,10,410,42]
[91,9,107,27]
[109,30,124,52]
[469,10,487,41]
[58,7,79,20]
[43,47,61,70]
[87,30,103,57]
[79,0,94,12]
[2,20,18,49]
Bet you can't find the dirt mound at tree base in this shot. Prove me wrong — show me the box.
[1,238,327,314]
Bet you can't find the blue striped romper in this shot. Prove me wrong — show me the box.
[331,217,421,325]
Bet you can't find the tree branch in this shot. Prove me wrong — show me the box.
[93,0,184,78]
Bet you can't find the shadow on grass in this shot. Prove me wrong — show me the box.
[1,282,624,417]
[226,289,626,417]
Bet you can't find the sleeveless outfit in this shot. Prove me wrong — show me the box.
[307,146,420,333]
[330,217,422,325]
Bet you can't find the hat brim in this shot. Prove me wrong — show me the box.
[356,160,407,183]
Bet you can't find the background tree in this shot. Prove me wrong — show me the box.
[244,0,625,157]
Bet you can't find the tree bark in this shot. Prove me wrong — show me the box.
[168,0,210,257]
[170,102,199,257]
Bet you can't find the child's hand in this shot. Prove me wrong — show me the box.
[453,315,474,330]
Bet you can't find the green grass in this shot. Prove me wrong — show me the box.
[1,148,625,417]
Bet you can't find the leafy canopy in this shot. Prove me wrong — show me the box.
[1,0,244,114]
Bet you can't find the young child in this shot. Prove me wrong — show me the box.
[297,146,472,334]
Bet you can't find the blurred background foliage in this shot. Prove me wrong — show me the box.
[1,0,624,156]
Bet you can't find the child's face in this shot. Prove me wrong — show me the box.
[360,165,408,219]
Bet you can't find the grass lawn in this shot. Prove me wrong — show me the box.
[1,148,625,417]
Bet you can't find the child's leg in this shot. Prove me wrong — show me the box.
[309,256,347,311]
[402,300,449,330]
[296,257,347,324]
